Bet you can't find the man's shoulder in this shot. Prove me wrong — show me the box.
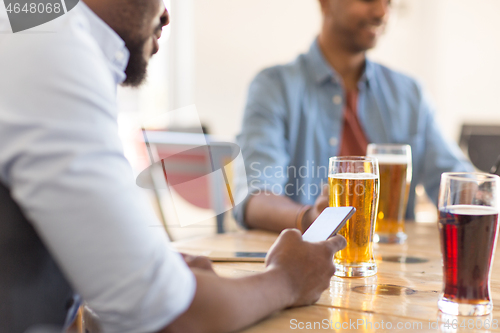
[251,55,310,90]
[0,7,107,74]
[368,61,423,93]
[0,8,115,99]
[253,57,424,92]
[0,6,118,126]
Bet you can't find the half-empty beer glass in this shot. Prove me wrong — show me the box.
[329,156,379,277]
[367,144,412,244]
[438,172,500,316]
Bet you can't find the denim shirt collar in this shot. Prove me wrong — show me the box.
[306,38,375,88]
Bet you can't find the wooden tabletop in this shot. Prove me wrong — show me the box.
[173,223,500,332]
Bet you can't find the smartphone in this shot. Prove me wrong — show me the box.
[302,206,355,243]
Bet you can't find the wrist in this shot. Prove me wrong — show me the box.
[265,266,298,308]
[301,207,316,232]
[295,205,312,232]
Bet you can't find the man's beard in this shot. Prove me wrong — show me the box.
[122,38,148,87]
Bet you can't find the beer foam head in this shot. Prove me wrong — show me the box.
[329,173,379,179]
[369,154,409,165]
[444,205,499,216]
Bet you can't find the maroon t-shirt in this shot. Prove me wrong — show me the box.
[339,90,369,156]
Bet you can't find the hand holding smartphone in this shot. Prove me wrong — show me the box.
[302,207,355,243]
[206,207,354,262]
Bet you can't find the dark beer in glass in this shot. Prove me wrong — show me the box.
[438,173,500,316]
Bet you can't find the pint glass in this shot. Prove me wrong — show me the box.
[367,144,412,244]
[329,156,380,277]
[438,173,500,316]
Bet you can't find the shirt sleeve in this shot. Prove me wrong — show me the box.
[0,22,195,333]
[233,68,291,227]
[417,86,475,205]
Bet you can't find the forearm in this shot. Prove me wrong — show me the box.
[163,268,295,333]
[245,192,303,232]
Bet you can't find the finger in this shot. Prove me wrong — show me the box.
[315,186,329,211]
[186,256,215,272]
[316,197,329,211]
[322,235,347,254]
[321,184,329,197]
[268,228,302,254]
[193,256,215,272]
[280,228,302,241]
[266,228,302,267]
[181,253,195,262]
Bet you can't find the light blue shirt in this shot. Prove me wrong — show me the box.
[0,3,195,332]
[234,39,473,226]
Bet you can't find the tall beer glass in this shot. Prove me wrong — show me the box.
[438,173,500,316]
[367,144,412,244]
[329,156,379,277]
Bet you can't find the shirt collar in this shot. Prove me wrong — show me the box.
[306,38,374,87]
[78,2,130,85]
[360,59,375,86]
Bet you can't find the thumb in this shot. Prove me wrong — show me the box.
[322,235,347,254]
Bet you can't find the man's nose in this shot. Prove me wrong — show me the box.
[161,8,170,28]
[372,0,391,19]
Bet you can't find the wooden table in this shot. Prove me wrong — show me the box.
[173,222,500,332]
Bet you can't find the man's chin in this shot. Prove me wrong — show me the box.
[121,74,147,87]
[122,63,148,87]
[364,42,378,51]
[354,38,378,53]
[121,42,150,87]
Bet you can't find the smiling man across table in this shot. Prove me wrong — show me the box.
[234,0,473,233]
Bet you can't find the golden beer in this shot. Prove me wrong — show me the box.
[376,159,410,235]
[329,173,379,275]
[367,144,412,244]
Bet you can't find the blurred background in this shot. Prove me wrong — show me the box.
[118,0,500,239]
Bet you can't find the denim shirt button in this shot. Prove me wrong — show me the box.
[332,95,343,105]
[329,137,338,147]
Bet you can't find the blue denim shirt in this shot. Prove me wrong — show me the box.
[233,39,473,226]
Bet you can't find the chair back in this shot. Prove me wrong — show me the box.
[459,124,500,172]
[0,182,74,332]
